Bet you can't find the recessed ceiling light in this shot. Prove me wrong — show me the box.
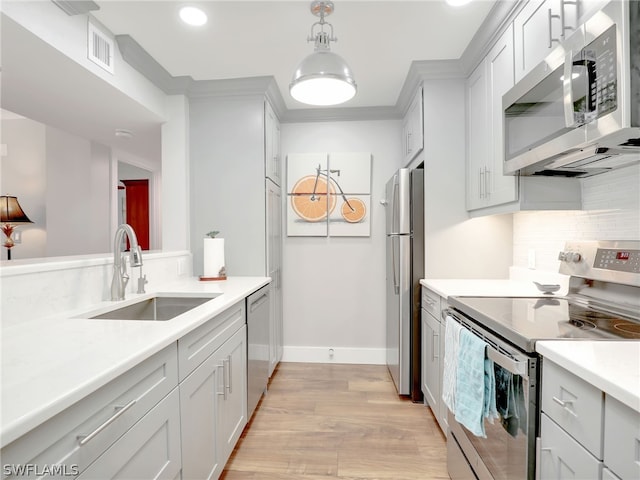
[446,0,473,6]
[179,6,207,26]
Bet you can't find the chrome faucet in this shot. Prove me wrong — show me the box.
[111,224,143,301]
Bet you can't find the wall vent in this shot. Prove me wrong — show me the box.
[88,21,114,74]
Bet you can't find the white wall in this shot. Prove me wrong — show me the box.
[46,128,111,256]
[281,119,402,364]
[422,78,513,279]
[513,164,640,272]
[0,116,46,259]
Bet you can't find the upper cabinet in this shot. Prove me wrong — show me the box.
[513,0,579,82]
[402,87,424,165]
[466,17,582,216]
[265,100,281,186]
[466,26,518,211]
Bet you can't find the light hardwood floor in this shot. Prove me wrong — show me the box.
[221,362,449,479]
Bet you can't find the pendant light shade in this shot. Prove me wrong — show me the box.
[290,1,356,106]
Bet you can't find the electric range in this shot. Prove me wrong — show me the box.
[445,240,639,480]
[449,240,640,353]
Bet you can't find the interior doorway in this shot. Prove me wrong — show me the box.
[121,179,150,250]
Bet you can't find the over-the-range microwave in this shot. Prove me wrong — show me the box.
[503,0,639,177]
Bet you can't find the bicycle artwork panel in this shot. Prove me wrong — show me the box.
[287,153,372,237]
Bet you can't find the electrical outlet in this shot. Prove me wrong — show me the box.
[527,249,536,269]
[177,258,186,276]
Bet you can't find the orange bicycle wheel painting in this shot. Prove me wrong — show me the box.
[341,197,367,223]
[290,175,337,222]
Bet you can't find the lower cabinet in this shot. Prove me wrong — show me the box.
[539,359,639,480]
[77,389,182,480]
[421,286,448,436]
[539,412,603,480]
[1,297,253,480]
[421,307,440,417]
[180,325,247,480]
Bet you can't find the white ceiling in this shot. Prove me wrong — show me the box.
[92,0,497,110]
[1,1,496,164]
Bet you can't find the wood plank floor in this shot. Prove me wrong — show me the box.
[221,362,449,479]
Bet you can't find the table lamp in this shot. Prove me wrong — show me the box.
[1,195,33,260]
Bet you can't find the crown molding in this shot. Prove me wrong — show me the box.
[395,59,466,115]
[458,0,524,74]
[116,0,522,123]
[116,35,193,95]
[282,106,401,123]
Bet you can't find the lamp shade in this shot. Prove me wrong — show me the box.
[0,196,33,224]
[290,50,357,106]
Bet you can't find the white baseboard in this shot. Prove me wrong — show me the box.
[282,346,386,365]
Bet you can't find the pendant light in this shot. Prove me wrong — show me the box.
[290,1,357,106]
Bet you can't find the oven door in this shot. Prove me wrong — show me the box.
[446,312,538,480]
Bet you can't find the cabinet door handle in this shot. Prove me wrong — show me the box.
[433,332,439,360]
[548,8,561,48]
[485,167,491,197]
[227,355,233,394]
[217,363,228,400]
[552,396,578,417]
[77,399,137,446]
[479,168,485,198]
[250,292,269,312]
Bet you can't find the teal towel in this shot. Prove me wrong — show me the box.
[454,328,488,437]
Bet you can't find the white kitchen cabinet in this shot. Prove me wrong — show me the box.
[466,26,517,211]
[0,344,179,479]
[266,178,283,376]
[76,388,182,480]
[539,412,603,480]
[190,95,283,376]
[420,286,447,436]
[542,360,604,457]
[486,24,518,207]
[421,308,440,417]
[466,22,582,216]
[604,395,640,480]
[466,60,489,211]
[402,87,424,165]
[180,324,247,480]
[539,359,638,480]
[513,0,579,82]
[265,100,281,186]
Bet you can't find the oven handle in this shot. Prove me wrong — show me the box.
[487,346,528,377]
[444,309,528,377]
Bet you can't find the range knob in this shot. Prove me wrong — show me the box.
[558,251,582,262]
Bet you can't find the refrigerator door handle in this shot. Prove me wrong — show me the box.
[392,235,400,295]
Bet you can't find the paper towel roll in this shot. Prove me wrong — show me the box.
[203,238,226,278]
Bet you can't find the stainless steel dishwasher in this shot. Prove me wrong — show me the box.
[246,285,270,419]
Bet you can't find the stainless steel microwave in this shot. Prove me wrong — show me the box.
[503,1,639,177]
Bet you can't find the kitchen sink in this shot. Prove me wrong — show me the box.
[87,294,219,321]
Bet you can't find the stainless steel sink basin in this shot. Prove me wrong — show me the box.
[88,294,219,321]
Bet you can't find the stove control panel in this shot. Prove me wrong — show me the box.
[594,248,640,273]
[559,240,640,287]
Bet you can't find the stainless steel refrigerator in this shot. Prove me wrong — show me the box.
[384,168,424,402]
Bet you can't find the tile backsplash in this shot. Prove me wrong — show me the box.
[514,164,640,272]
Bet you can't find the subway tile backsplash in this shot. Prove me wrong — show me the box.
[514,164,640,273]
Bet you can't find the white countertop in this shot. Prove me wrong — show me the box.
[536,341,640,413]
[0,276,270,448]
[420,278,569,299]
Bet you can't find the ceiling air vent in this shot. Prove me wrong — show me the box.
[88,21,114,74]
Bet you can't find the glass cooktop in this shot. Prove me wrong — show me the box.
[448,296,640,352]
